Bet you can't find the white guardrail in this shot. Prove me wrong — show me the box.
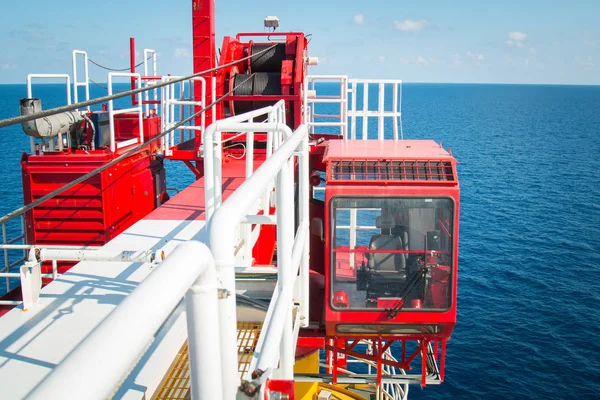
[27,103,310,399]
[304,76,403,140]
[28,241,222,400]
[107,72,144,152]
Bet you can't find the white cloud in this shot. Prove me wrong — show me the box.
[508,32,527,41]
[530,47,537,55]
[394,19,428,33]
[378,55,385,63]
[174,48,190,58]
[467,51,485,62]
[575,56,595,70]
[451,53,461,66]
[415,55,428,65]
[353,14,365,25]
[506,31,527,47]
[0,63,17,70]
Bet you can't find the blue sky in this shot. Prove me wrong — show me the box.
[0,0,599,84]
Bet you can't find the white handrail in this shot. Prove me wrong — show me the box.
[160,76,206,156]
[203,106,280,221]
[0,216,26,297]
[304,76,403,140]
[348,79,403,140]
[107,72,144,152]
[72,50,90,111]
[207,124,309,396]
[143,48,158,115]
[28,241,223,400]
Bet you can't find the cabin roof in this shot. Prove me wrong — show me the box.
[324,140,454,161]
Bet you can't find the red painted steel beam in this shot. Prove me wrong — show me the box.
[130,38,136,106]
[421,340,427,387]
[324,344,407,370]
[192,0,216,143]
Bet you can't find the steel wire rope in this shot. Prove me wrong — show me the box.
[88,56,150,72]
[0,73,257,225]
[0,43,278,129]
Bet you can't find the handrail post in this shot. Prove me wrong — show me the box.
[208,124,307,395]
[299,132,310,326]
[275,150,294,379]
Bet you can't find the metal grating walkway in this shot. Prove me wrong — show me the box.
[237,321,262,378]
[153,322,263,399]
[153,342,191,400]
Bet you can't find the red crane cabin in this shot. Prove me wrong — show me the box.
[323,139,460,342]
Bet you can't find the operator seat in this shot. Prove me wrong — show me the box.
[368,216,406,274]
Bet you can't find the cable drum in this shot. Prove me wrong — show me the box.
[232,73,254,96]
[253,72,281,95]
[250,43,286,72]
[231,73,282,117]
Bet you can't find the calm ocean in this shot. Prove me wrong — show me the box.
[0,83,599,398]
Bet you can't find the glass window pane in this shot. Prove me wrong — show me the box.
[330,197,454,311]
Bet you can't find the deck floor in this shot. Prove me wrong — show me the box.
[0,160,252,399]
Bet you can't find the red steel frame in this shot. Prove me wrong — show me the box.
[304,144,460,388]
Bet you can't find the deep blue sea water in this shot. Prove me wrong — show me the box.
[1,83,600,398]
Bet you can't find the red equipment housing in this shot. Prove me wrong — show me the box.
[322,139,460,341]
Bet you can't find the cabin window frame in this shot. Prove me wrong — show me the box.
[328,195,456,313]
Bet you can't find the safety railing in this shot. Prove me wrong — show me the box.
[304,76,403,140]
[348,79,403,140]
[203,113,309,396]
[0,241,162,307]
[303,75,348,137]
[28,241,227,400]
[143,48,159,115]
[27,117,310,399]
[72,50,90,111]
[160,76,206,156]
[0,217,27,303]
[26,74,72,152]
[107,72,144,152]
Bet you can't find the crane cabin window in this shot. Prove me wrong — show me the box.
[330,197,454,311]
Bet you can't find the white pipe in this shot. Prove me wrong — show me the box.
[362,82,369,140]
[108,72,141,152]
[211,76,216,126]
[208,125,308,396]
[276,154,294,379]
[392,82,399,140]
[351,80,357,140]
[39,248,158,263]
[299,134,310,326]
[203,108,278,220]
[246,129,254,178]
[291,222,308,275]
[241,215,277,225]
[378,82,384,140]
[28,241,220,400]
[72,51,90,111]
[186,250,223,400]
[72,51,79,104]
